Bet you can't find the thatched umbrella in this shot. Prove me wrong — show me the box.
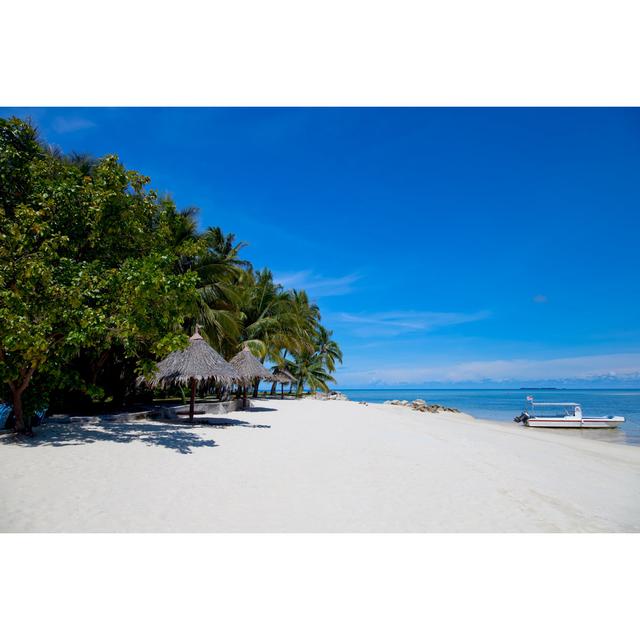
[229,346,275,407]
[146,327,238,420]
[272,367,297,399]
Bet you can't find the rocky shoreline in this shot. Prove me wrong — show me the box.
[383,398,460,414]
[314,391,349,401]
[314,392,460,413]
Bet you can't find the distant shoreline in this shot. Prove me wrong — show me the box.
[336,387,640,391]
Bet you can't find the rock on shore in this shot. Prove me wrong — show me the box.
[384,398,460,413]
[315,391,349,401]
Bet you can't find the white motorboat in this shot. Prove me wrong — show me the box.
[514,397,625,429]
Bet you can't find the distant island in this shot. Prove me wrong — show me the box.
[518,387,561,390]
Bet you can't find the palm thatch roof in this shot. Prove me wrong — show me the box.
[271,367,297,384]
[229,346,276,383]
[146,327,238,388]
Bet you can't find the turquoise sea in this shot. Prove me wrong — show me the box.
[338,389,640,446]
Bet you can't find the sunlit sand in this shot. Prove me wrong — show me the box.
[2,398,639,532]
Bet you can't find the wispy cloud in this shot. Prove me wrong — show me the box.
[336,352,640,385]
[532,294,548,303]
[332,310,491,337]
[52,116,96,134]
[274,270,360,297]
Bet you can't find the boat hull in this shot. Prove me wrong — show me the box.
[525,417,625,429]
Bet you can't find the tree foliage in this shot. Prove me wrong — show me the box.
[0,117,196,432]
[0,116,342,434]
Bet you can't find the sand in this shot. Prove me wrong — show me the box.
[1,398,639,532]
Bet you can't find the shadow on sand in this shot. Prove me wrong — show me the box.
[0,416,270,454]
[197,417,272,427]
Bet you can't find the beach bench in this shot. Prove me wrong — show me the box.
[0,403,12,429]
[0,404,47,429]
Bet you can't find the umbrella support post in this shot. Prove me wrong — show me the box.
[189,378,196,422]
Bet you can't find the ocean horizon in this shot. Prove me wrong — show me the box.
[337,388,640,446]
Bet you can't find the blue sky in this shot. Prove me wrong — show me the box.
[3,107,639,387]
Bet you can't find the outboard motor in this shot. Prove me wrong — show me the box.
[514,411,529,424]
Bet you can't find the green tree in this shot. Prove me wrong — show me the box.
[0,116,344,429]
[288,351,337,396]
[190,226,247,355]
[0,117,197,434]
[288,324,343,396]
[315,325,343,373]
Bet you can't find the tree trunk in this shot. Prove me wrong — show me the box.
[281,383,284,399]
[270,380,278,396]
[11,388,31,436]
[243,385,248,408]
[8,368,35,436]
[9,372,36,436]
[296,379,304,397]
[89,347,111,385]
[252,377,259,398]
[189,378,196,421]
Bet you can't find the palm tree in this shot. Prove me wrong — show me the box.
[190,227,248,354]
[64,151,99,177]
[288,351,337,396]
[315,325,343,372]
[282,322,342,396]
[167,219,247,354]
[161,217,343,399]
[234,269,305,395]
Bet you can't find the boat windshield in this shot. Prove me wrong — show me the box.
[528,402,579,418]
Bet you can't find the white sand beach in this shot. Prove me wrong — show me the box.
[1,398,639,532]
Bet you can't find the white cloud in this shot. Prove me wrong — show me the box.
[332,310,491,337]
[275,270,360,297]
[533,294,548,303]
[336,352,640,385]
[52,116,96,134]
